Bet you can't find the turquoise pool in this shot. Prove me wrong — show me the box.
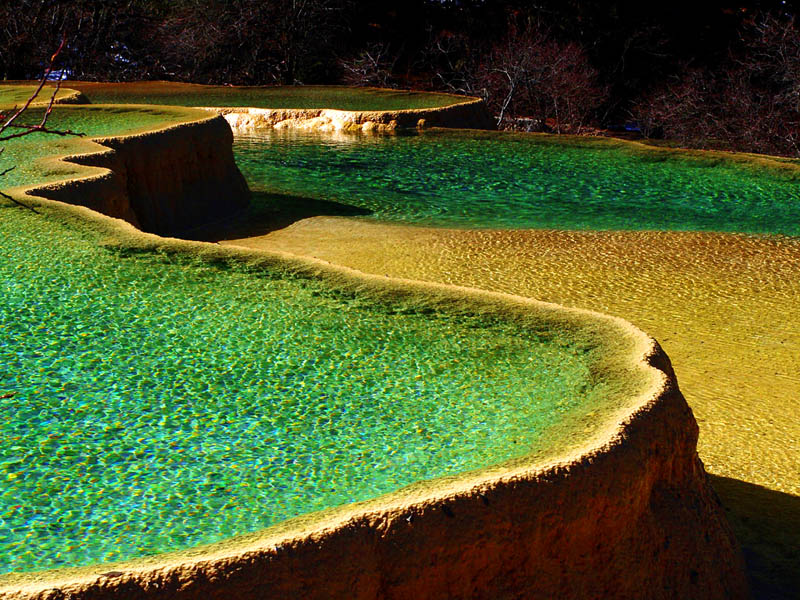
[232,129,800,236]
[9,111,796,576]
[0,206,603,573]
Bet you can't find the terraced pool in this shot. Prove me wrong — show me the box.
[232,129,800,236]
[24,81,468,111]
[0,205,623,573]
[0,105,202,191]
[222,127,800,598]
[0,93,633,575]
[2,83,795,594]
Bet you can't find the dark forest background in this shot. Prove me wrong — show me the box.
[3,0,800,156]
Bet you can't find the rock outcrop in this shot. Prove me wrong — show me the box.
[211,97,495,133]
[26,114,250,236]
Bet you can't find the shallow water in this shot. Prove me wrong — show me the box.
[0,208,603,574]
[44,82,463,111]
[4,103,796,588]
[224,128,800,597]
[251,220,800,600]
[233,129,800,236]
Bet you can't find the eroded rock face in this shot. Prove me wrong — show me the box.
[29,115,250,236]
[212,98,496,133]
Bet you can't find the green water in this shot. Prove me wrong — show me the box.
[0,106,200,190]
[0,207,600,574]
[0,86,77,107]
[46,82,463,111]
[233,129,800,236]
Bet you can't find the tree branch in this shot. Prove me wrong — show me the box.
[0,35,79,214]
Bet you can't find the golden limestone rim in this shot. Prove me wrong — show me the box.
[0,103,219,198]
[1,81,478,111]
[2,100,671,593]
[0,84,88,107]
[203,94,486,117]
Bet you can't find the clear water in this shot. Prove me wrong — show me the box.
[8,106,789,576]
[37,82,463,111]
[0,208,600,574]
[233,129,800,236]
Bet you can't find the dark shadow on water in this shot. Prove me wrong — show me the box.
[186,191,372,242]
[710,474,800,599]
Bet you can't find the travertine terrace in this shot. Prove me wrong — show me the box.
[0,84,749,599]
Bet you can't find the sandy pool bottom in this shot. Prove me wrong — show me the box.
[217,217,800,598]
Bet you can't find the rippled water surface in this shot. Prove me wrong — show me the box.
[233,129,800,236]
[0,208,601,574]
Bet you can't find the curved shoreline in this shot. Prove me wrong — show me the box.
[0,95,747,598]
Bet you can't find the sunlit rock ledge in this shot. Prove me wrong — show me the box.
[0,101,749,599]
[208,96,494,133]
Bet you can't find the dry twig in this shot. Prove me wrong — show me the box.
[0,36,84,213]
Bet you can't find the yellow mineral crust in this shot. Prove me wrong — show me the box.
[222,215,800,596]
[232,220,800,495]
[208,97,494,133]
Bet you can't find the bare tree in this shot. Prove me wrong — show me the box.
[0,38,83,212]
[631,67,712,141]
[423,29,488,99]
[480,20,607,132]
[339,42,398,88]
[423,18,606,132]
[0,1,164,81]
[157,0,351,85]
[631,14,800,157]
